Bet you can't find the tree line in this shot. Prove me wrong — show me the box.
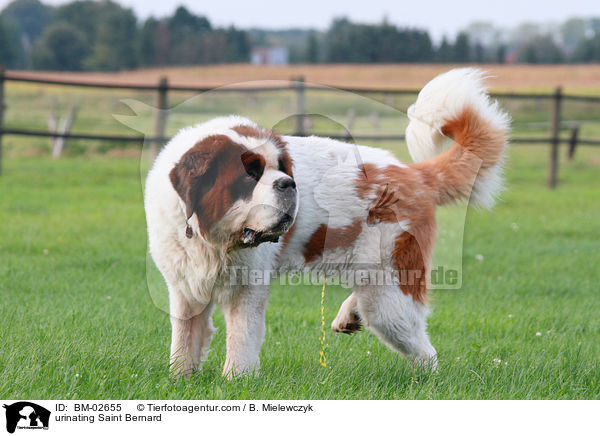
[1,0,600,71]
[297,17,600,64]
[0,0,250,70]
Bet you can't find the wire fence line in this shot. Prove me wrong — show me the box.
[1,127,595,145]
[1,69,599,187]
[4,72,600,102]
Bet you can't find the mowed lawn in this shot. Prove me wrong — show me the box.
[0,144,598,400]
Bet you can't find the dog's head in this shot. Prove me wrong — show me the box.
[169,124,297,249]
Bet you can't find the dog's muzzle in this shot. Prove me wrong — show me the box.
[239,213,294,248]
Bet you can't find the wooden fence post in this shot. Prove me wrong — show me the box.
[51,105,78,158]
[0,66,5,176]
[152,76,169,156]
[547,86,562,189]
[293,76,306,136]
[567,123,579,162]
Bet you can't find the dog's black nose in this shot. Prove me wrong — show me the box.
[273,177,296,192]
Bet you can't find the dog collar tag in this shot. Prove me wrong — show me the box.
[185,225,193,239]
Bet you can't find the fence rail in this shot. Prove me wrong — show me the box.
[5,71,600,102]
[1,69,599,186]
[4,126,600,146]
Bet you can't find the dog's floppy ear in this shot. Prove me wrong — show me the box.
[169,147,219,236]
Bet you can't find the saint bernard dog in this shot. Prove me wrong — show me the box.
[144,68,510,377]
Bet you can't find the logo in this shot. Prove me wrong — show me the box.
[2,402,50,433]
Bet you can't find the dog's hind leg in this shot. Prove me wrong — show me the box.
[168,287,215,377]
[355,285,437,371]
[331,292,362,334]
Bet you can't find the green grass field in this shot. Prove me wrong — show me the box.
[1,142,598,399]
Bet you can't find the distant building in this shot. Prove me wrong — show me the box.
[251,46,289,65]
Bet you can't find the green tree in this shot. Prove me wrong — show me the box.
[54,0,102,46]
[325,17,433,63]
[153,21,171,66]
[86,7,138,70]
[517,35,563,64]
[520,44,538,63]
[453,32,470,62]
[137,17,158,66]
[496,44,506,63]
[326,18,353,62]
[0,0,52,42]
[31,21,90,70]
[473,42,485,63]
[305,33,319,63]
[224,26,249,62]
[589,18,600,35]
[0,16,24,67]
[436,36,452,62]
[571,18,600,62]
[168,6,211,64]
[169,5,210,38]
[560,17,586,48]
[573,34,600,62]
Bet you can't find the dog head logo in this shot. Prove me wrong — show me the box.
[3,402,50,433]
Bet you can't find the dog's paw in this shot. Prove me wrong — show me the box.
[169,354,201,379]
[331,311,362,335]
[222,360,260,380]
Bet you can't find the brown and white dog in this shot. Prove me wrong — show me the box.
[144,68,509,377]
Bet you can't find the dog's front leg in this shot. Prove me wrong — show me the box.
[221,285,269,379]
[169,287,214,378]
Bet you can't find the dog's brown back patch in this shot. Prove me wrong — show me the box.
[353,161,438,303]
[303,218,363,263]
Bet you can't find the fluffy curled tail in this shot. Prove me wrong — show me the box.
[406,68,510,208]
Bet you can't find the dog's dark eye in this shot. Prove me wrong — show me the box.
[245,161,263,181]
[241,151,265,181]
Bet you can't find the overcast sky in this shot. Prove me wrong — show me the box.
[1,0,598,41]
